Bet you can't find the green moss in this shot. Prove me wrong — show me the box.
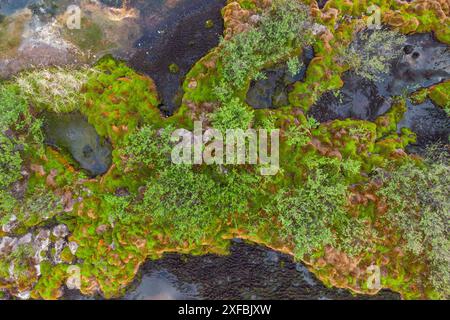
[82,56,162,145]
[205,19,214,29]
[429,81,450,110]
[168,63,180,74]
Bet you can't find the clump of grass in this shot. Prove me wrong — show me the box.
[16,67,92,113]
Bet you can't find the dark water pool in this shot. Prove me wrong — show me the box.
[309,33,449,151]
[64,240,400,300]
[123,240,400,300]
[128,0,226,115]
[246,47,315,110]
[43,112,112,176]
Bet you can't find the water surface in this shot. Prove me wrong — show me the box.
[123,240,400,300]
[129,0,226,115]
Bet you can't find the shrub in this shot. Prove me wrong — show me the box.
[210,98,254,132]
[0,134,22,190]
[284,116,318,148]
[0,83,44,151]
[376,152,450,297]
[103,194,133,224]
[0,84,29,131]
[121,125,174,171]
[0,190,17,225]
[139,164,260,243]
[140,165,218,243]
[338,28,406,81]
[217,0,313,96]
[268,155,369,258]
[287,56,304,77]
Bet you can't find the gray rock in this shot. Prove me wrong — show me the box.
[52,224,69,238]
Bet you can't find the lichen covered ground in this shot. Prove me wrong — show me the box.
[0,0,449,300]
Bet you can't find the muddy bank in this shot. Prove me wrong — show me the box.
[128,0,226,115]
[121,240,399,300]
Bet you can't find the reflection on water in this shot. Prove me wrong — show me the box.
[124,270,198,300]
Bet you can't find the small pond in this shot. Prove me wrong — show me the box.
[246,47,315,110]
[43,112,112,177]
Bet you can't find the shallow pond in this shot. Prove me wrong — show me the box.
[43,112,112,176]
[246,47,315,110]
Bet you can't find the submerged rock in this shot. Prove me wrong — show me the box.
[43,112,112,176]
